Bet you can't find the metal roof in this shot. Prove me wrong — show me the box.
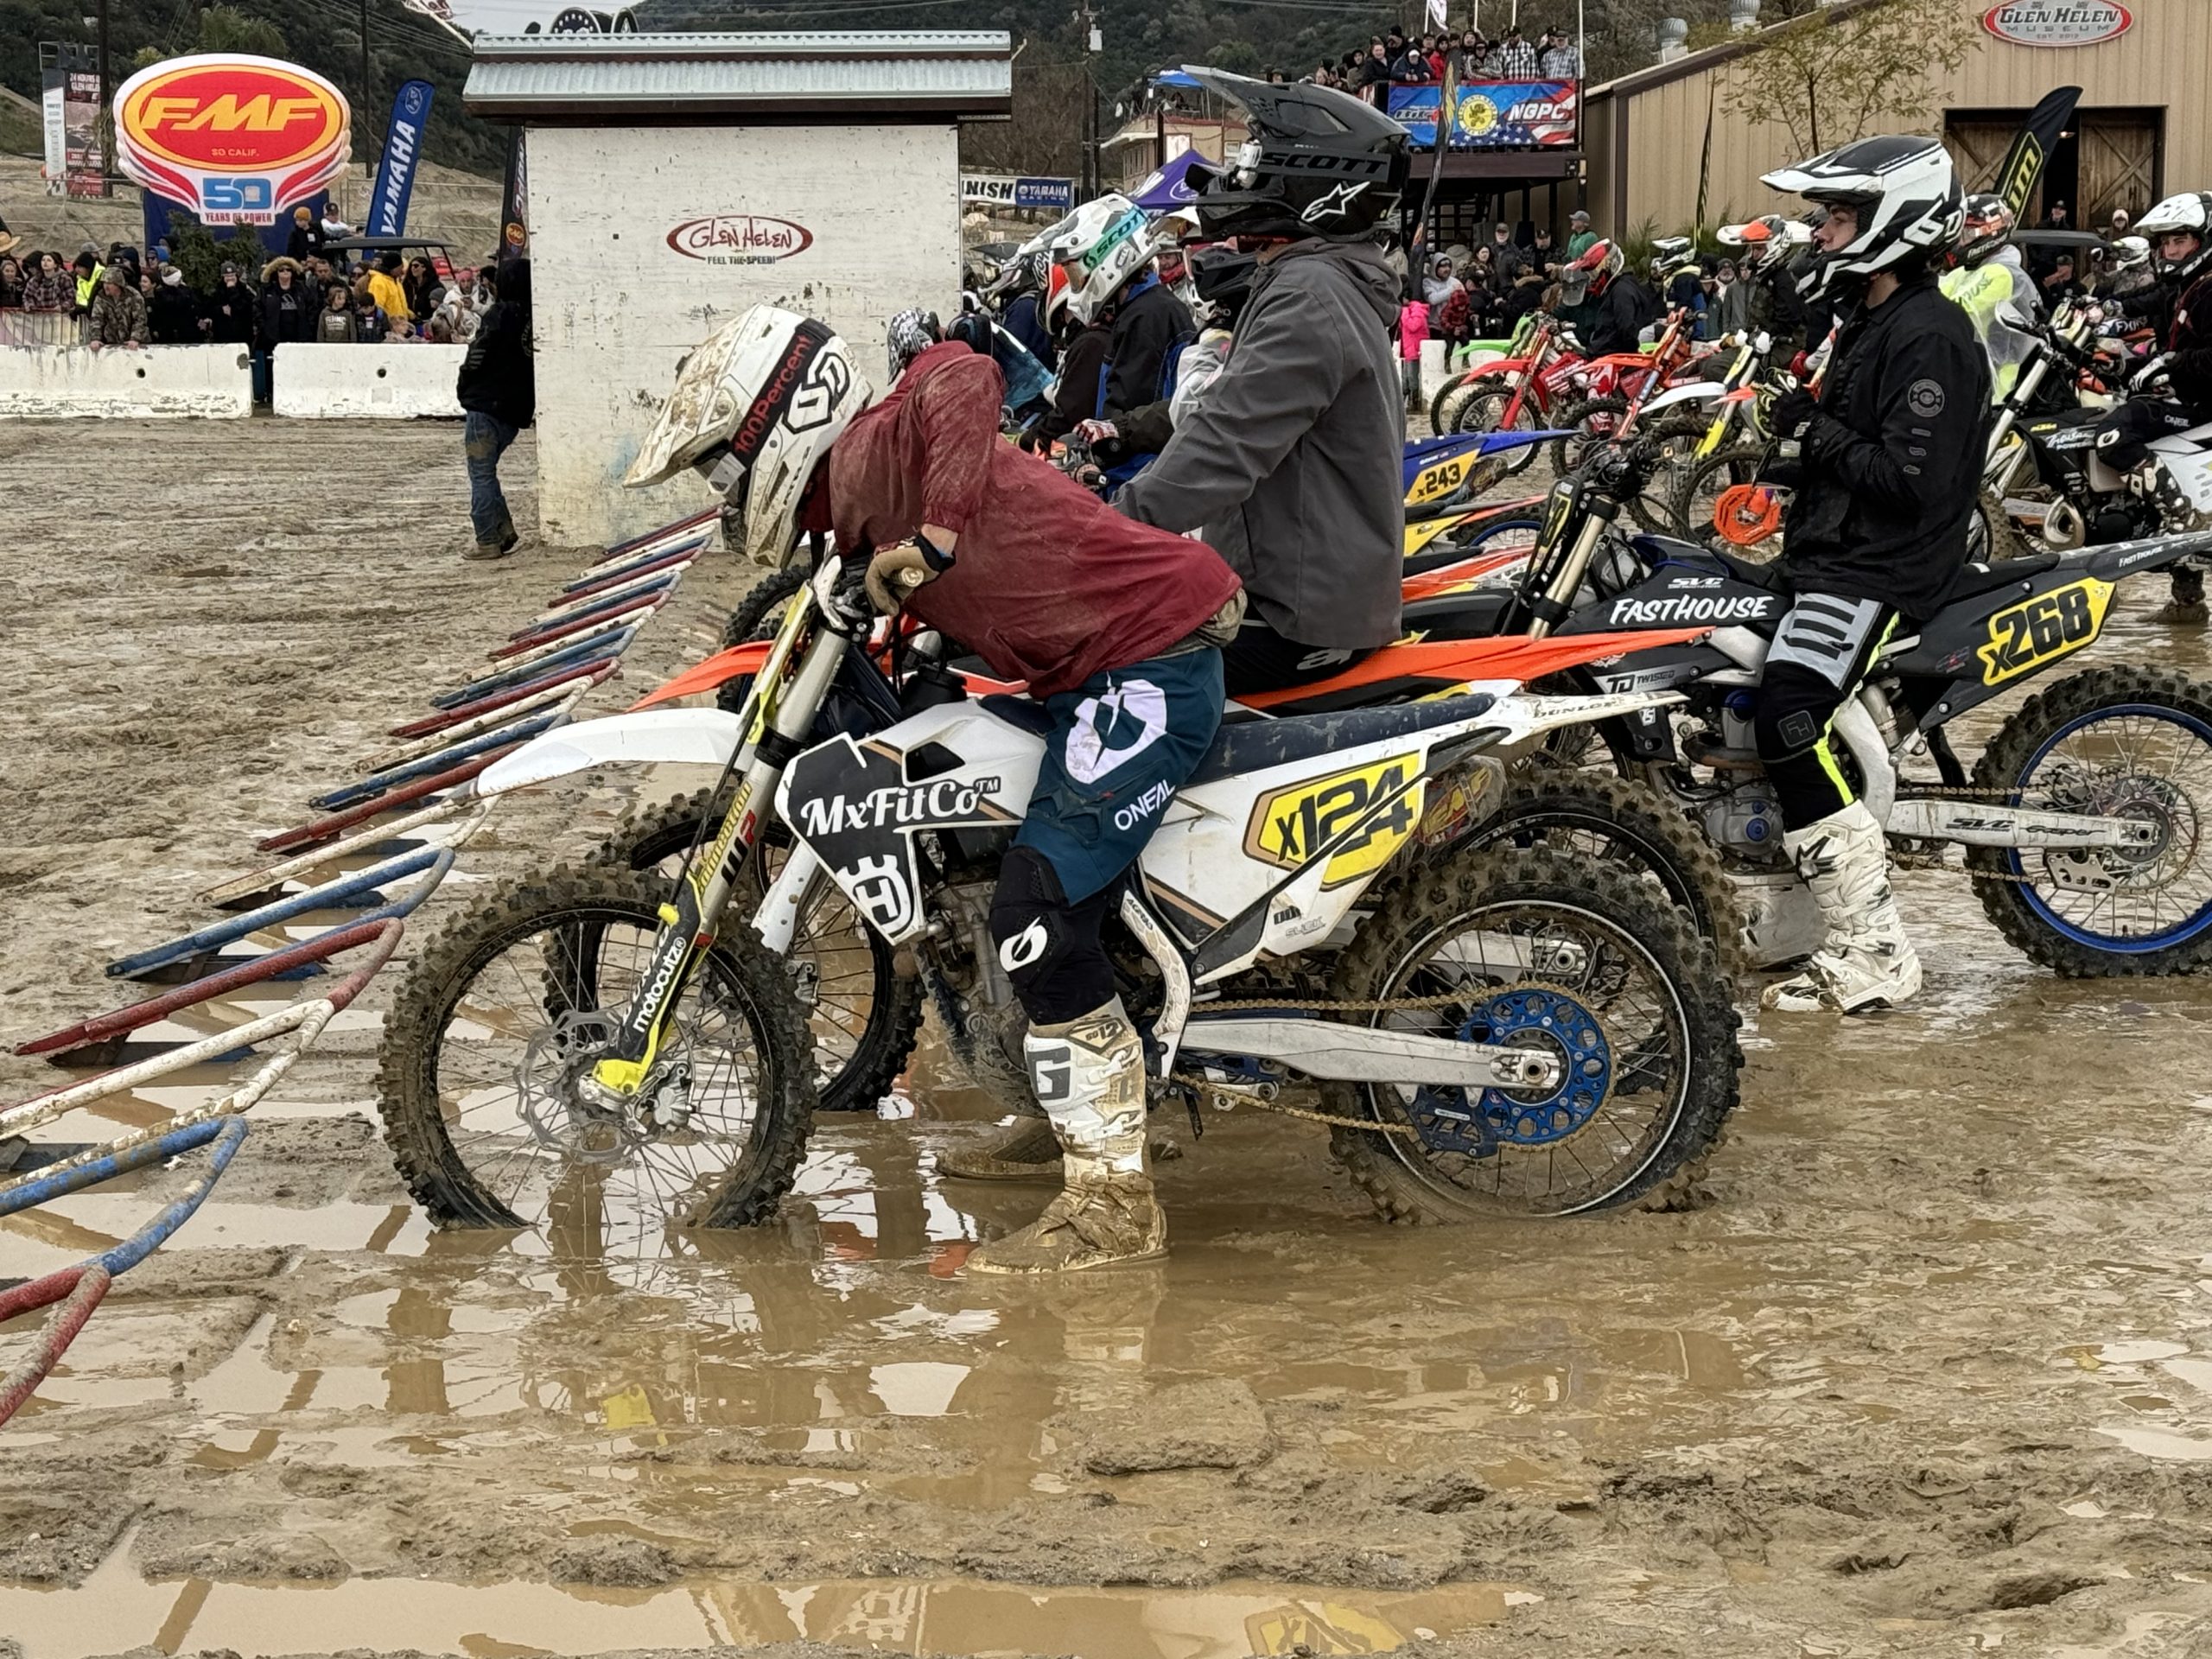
[463,31,1014,122]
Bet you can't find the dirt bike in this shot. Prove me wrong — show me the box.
[1402,438,2212,975]
[1544,306,1720,475]
[373,557,1744,1245]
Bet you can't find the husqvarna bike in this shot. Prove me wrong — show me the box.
[375,559,1744,1249]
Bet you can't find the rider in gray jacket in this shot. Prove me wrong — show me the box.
[1116,67,1412,695]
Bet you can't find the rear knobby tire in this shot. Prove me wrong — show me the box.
[1459,773,1753,977]
[1967,664,2212,976]
[375,862,817,1230]
[594,786,926,1112]
[1321,846,1742,1224]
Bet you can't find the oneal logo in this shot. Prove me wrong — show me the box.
[1113,779,1174,832]
[798,777,1001,837]
[1609,594,1770,625]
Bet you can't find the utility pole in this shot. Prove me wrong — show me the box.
[360,0,373,163]
[95,0,111,194]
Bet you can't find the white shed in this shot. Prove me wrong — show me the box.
[463,31,1013,547]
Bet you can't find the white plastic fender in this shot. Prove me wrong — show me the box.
[474,709,745,798]
[1638,380,1729,418]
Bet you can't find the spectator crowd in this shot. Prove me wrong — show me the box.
[0,208,499,407]
[1301,22,1580,101]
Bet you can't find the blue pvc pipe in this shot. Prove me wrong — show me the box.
[0,1118,227,1220]
[105,848,440,979]
[88,1116,250,1277]
[430,627,636,710]
[311,710,565,811]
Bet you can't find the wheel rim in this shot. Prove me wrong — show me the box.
[1473,809,1705,927]
[2008,702,2212,951]
[633,828,890,1103]
[1359,893,1694,1217]
[426,898,780,1254]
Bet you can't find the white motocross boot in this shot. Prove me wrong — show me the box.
[964,997,1166,1274]
[1761,800,1923,1014]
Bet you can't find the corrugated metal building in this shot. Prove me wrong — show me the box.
[1571,0,2195,241]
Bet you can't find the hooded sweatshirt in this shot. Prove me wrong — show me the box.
[827,342,1242,698]
[1116,238,1404,651]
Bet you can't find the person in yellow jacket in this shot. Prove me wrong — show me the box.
[1940,193,2041,401]
[72,244,104,314]
[363,251,410,326]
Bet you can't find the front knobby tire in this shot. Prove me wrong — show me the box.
[594,786,926,1113]
[375,862,817,1236]
[1320,847,1743,1224]
[1967,664,2212,976]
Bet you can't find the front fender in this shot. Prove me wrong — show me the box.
[474,709,745,798]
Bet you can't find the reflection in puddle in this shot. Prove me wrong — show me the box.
[1,1548,1529,1659]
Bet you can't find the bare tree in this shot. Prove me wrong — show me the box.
[1723,0,1979,158]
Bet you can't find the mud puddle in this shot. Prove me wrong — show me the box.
[2,1535,1530,1659]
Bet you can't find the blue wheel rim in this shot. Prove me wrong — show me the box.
[2009,700,2212,953]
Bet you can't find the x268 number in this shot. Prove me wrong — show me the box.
[1977,578,2113,685]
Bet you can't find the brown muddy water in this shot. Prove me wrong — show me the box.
[6,422,2212,1659]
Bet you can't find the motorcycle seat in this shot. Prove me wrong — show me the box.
[1185,695,1495,787]
[1948,554,2061,601]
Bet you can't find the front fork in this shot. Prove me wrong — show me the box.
[583,613,855,1104]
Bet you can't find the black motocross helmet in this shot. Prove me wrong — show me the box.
[1188,245,1259,325]
[1179,66,1411,242]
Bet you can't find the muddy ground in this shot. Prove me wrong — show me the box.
[6,418,2212,1659]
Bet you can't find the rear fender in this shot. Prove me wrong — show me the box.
[474,709,745,798]
[1639,380,1727,418]
[1470,686,1688,748]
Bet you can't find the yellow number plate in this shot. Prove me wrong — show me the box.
[1976,576,2113,686]
[1407,454,1469,506]
[1245,759,1425,888]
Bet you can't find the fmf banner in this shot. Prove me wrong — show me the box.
[368,79,435,238]
[403,1,634,33]
[1389,80,1577,149]
[111,54,351,223]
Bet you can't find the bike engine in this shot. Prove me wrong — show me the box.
[1701,781,1788,860]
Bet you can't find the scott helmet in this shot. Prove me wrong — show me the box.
[1650,234,1697,280]
[1047,194,1156,323]
[2134,192,2212,284]
[1763,135,1962,301]
[1177,66,1410,242]
[625,305,872,565]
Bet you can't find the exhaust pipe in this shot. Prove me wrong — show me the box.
[2044,498,2086,550]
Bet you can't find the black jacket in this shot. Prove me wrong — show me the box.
[207,280,257,345]
[1747,264,1808,355]
[456,262,535,428]
[2126,272,2212,410]
[1101,277,1196,425]
[147,283,204,345]
[1585,273,1658,357]
[1034,323,1109,445]
[1782,273,1992,621]
[258,281,313,344]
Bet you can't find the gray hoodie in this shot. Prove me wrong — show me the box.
[1116,238,1404,650]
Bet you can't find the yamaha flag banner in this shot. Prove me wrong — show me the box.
[368,79,435,238]
[1993,86,2082,223]
[1389,81,1577,149]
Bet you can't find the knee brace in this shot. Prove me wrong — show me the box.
[988,845,1116,1026]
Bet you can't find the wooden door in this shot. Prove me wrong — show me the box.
[1944,119,2018,194]
[2077,112,2160,226]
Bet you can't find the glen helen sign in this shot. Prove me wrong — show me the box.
[666,214,813,265]
[113,54,351,224]
[1982,1,2133,48]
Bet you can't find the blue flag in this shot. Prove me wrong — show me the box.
[368,79,435,238]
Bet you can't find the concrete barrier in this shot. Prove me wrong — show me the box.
[0,346,252,418]
[273,343,466,418]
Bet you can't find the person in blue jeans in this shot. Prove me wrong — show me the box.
[454,258,533,560]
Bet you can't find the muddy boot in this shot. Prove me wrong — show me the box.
[2157,563,2207,626]
[965,998,1166,1274]
[937,1116,1064,1181]
[1762,800,1922,1014]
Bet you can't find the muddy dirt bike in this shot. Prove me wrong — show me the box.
[375,556,1744,1243]
[1402,438,2212,975]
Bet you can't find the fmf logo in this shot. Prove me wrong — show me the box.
[118,58,346,170]
[1245,759,1425,889]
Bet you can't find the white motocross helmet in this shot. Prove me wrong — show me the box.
[624,305,873,565]
[1048,193,1157,324]
[2134,192,2212,283]
[1763,135,1963,301]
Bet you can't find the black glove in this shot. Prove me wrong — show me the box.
[1770,386,1820,440]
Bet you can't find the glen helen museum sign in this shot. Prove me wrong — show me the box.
[1981,1,2133,48]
